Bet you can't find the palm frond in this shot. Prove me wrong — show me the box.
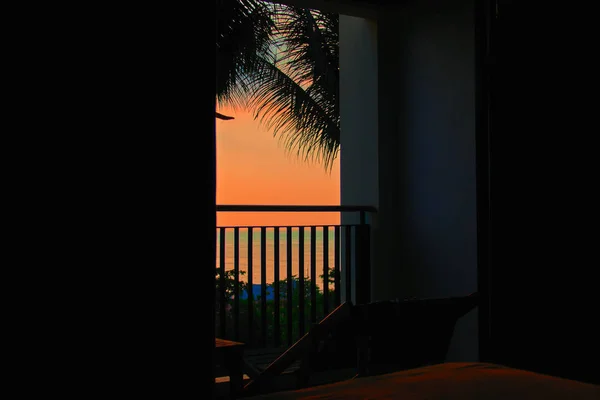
[244,56,340,171]
[216,0,276,109]
[273,6,339,103]
[216,1,340,171]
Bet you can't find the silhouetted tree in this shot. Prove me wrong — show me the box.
[216,0,340,171]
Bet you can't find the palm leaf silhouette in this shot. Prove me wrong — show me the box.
[216,0,340,171]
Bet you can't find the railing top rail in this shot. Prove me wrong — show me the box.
[216,205,377,213]
[216,223,366,229]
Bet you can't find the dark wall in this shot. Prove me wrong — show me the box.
[488,1,599,385]
[376,0,479,360]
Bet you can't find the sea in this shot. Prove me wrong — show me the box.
[216,227,339,295]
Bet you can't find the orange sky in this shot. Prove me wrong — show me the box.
[216,106,340,227]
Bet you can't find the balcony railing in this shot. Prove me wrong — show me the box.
[215,205,376,349]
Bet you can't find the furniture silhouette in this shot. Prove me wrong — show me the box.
[241,292,479,397]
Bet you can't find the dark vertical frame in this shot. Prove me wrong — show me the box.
[310,226,317,323]
[248,227,254,345]
[260,227,267,346]
[474,0,494,363]
[273,227,280,347]
[210,58,217,400]
[286,227,293,346]
[298,226,305,336]
[234,227,240,340]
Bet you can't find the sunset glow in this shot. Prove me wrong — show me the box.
[216,106,340,227]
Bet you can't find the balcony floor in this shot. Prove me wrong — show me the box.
[215,346,356,399]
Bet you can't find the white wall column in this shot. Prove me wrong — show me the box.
[339,15,379,303]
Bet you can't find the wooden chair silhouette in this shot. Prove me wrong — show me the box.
[241,292,480,397]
